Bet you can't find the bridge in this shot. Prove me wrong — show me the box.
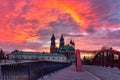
[37,49,120,80]
[0,48,120,80]
[38,48,120,80]
[92,48,120,69]
[0,61,71,80]
[38,64,120,80]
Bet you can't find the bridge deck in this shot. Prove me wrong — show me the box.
[84,65,120,80]
[38,65,99,80]
[38,65,120,80]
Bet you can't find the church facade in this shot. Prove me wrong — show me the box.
[50,34,75,59]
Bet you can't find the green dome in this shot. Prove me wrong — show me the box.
[59,45,75,52]
[70,55,76,60]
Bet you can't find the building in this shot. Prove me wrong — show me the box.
[7,50,67,62]
[59,35,64,48]
[6,34,75,63]
[50,34,56,53]
[50,34,75,59]
[58,45,75,59]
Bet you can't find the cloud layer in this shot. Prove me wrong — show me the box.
[0,0,120,52]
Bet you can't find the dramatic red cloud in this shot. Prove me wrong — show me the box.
[0,25,39,44]
[0,0,120,52]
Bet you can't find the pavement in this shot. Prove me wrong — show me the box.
[38,65,101,80]
[84,65,120,80]
[38,64,120,80]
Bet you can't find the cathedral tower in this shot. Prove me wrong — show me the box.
[70,39,75,47]
[50,34,56,53]
[60,35,64,48]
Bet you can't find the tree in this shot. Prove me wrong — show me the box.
[0,49,6,62]
[83,56,87,64]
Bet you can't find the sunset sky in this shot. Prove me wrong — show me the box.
[0,0,120,52]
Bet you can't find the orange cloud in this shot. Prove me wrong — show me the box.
[0,0,120,52]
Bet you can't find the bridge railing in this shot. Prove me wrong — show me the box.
[91,49,120,69]
[0,61,71,80]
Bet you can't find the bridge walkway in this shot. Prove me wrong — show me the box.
[38,65,101,80]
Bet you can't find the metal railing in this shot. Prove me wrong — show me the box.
[0,61,71,80]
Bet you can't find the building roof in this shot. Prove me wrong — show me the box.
[9,51,65,57]
[59,45,75,52]
[9,51,40,55]
[39,53,65,57]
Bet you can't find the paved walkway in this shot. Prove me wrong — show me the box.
[84,65,120,80]
[38,65,100,80]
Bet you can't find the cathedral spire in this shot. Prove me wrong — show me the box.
[70,39,73,45]
[60,34,64,48]
[51,34,55,46]
[70,39,75,47]
[50,34,56,53]
[51,34,55,40]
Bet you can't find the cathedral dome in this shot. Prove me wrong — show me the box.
[59,45,75,52]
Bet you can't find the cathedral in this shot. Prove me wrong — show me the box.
[50,34,75,58]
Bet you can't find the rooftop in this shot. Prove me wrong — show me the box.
[9,51,65,57]
[59,45,75,52]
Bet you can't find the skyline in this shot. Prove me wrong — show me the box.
[0,0,120,52]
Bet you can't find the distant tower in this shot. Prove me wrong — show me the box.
[60,35,64,48]
[72,40,75,47]
[50,34,56,53]
[70,39,75,47]
[70,39,73,45]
